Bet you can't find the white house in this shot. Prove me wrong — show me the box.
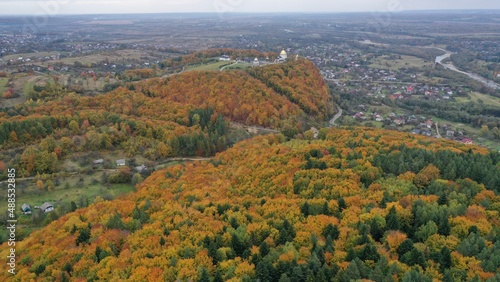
[40,202,54,213]
[219,55,231,61]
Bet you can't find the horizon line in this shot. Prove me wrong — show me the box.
[1,9,500,17]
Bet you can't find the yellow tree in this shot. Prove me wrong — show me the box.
[37,179,44,190]
[414,164,440,188]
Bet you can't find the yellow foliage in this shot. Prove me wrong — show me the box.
[385,231,407,253]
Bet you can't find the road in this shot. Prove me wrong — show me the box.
[161,66,185,78]
[0,157,212,185]
[329,105,343,127]
[435,121,442,138]
[220,62,238,71]
[230,122,280,134]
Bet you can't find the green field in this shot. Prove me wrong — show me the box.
[455,91,500,108]
[224,62,251,70]
[0,77,7,93]
[0,172,135,242]
[37,49,146,66]
[0,173,134,213]
[370,55,430,70]
[187,61,233,71]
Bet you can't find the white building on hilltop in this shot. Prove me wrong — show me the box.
[280,50,287,59]
[253,57,260,67]
[275,49,288,63]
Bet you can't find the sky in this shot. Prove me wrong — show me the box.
[0,0,498,15]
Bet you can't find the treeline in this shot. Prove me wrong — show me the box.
[372,145,500,192]
[0,116,55,145]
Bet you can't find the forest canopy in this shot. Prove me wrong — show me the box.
[2,128,499,281]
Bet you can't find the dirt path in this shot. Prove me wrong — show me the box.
[435,122,442,138]
[0,157,212,185]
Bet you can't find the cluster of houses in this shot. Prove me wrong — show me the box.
[21,202,54,215]
[351,108,475,144]
[218,49,290,68]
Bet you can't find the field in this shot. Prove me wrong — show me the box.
[187,61,233,71]
[28,49,150,67]
[0,172,135,242]
[224,62,252,70]
[370,55,431,70]
[455,91,500,107]
[0,173,135,213]
[0,77,7,93]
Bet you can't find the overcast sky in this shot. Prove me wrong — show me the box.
[0,0,498,15]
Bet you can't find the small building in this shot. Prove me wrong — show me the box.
[219,55,231,61]
[275,49,288,63]
[446,130,455,137]
[21,203,32,214]
[461,138,474,145]
[116,159,126,166]
[93,159,104,165]
[40,202,54,213]
[394,119,405,126]
[135,165,147,172]
[253,57,260,67]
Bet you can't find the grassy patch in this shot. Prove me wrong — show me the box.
[187,61,232,71]
[52,49,146,66]
[224,62,251,70]
[0,77,8,93]
[459,92,500,107]
[370,55,431,70]
[0,173,135,213]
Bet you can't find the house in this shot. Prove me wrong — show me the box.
[461,138,474,145]
[394,119,405,126]
[421,130,432,136]
[446,130,455,137]
[93,159,104,165]
[253,57,260,67]
[425,120,434,128]
[40,202,54,213]
[21,203,32,214]
[135,165,147,172]
[219,55,231,61]
[116,159,126,166]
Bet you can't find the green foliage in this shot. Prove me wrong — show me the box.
[75,225,91,246]
[385,206,400,231]
[373,145,500,192]
[106,213,126,230]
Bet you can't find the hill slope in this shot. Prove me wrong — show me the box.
[3,128,500,281]
[0,59,332,178]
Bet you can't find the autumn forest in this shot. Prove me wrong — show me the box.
[1,52,500,282]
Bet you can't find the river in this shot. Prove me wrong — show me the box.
[433,48,499,90]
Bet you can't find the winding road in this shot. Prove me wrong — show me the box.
[329,105,343,127]
[220,62,238,71]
